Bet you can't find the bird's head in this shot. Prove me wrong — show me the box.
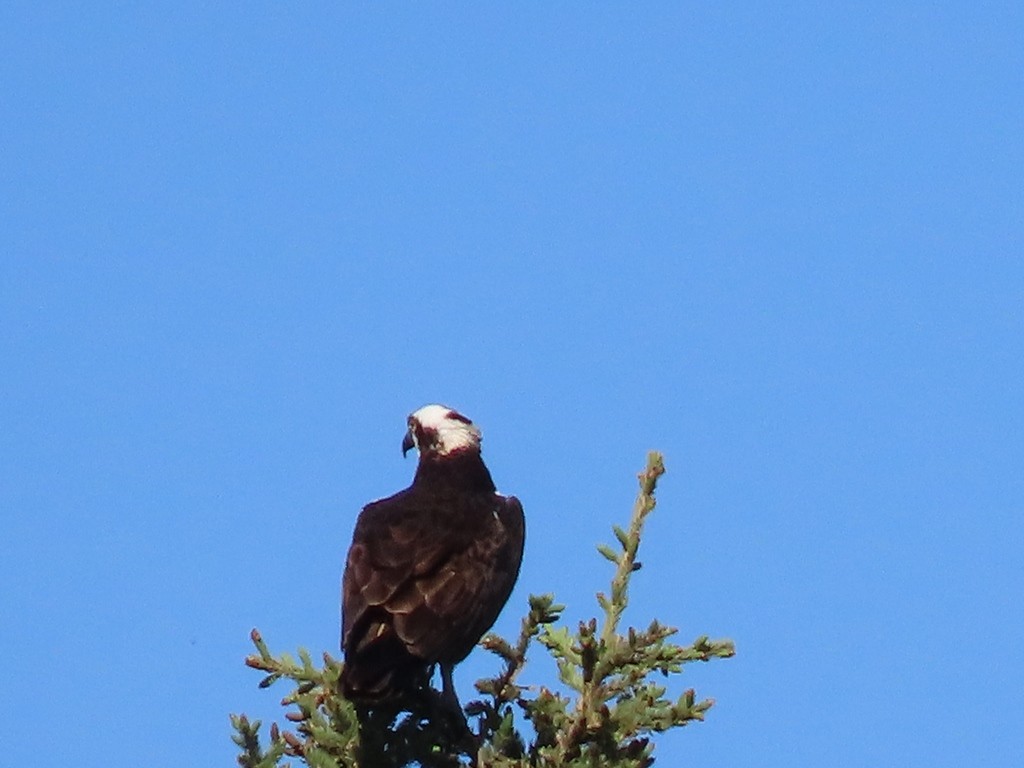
[402,404,482,459]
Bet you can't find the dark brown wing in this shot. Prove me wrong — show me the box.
[444,494,525,659]
[340,488,524,699]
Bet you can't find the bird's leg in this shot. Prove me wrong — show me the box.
[440,663,460,712]
[435,662,480,752]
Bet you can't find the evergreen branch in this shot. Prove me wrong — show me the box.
[546,452,666,758]
[233,452,735,767]
[231,714,288,768]
[471,594,564,763]
[238,629,361,767]
[524,452,735,766]
[601,451,665,649]
[473,594,564,743]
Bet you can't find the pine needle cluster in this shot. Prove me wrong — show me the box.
[232,452,734,767]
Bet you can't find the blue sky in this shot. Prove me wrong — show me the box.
[2,3,1022,766]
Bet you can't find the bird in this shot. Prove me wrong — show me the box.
[341,404,525,708]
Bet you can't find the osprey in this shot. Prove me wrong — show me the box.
[341,405,525,704]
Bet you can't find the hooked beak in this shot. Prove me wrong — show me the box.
[401,430,415,457]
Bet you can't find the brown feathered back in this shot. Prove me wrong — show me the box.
[341,441,525,702]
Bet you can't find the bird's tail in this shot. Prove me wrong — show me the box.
[340,645,431,703]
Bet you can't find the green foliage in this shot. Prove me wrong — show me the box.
[232,452,735,767]
[232,633,360,767]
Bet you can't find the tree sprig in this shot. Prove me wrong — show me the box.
[232,452,735,767]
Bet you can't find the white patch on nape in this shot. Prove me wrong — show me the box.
[410,403,482,455]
